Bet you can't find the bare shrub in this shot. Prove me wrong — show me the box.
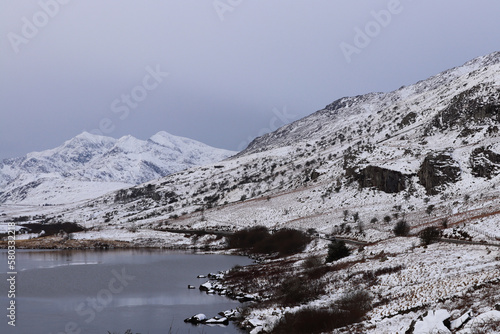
[326,240,350,262]
[279,276,325,306]
[273,290,372,333]
[227,227,311,256]
[374,264,404,276]
[226,226,270,249]
[393,220,410,236]
[336,290,373,321]
[302,255,323,270]
[419,226,442,245]
[272,308,343,334]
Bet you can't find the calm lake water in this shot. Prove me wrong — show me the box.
[0,249,253,334]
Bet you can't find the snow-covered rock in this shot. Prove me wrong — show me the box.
[409,309,451,334]
[220,308,241,320]
[205,316,229,324]
[450,310,472,330]
[199,281,212,291]
[460,310,500,333]
[184,313,208,324]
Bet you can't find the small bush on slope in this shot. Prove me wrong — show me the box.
[278,276,325,306]
[226,226,311,256]
[272,290,372,333]
[393,220,410,236]
[326,239,350,262]
[419,226,442,245]
[226,225,270,250]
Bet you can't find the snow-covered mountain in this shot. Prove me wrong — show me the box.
[0,131,236,204]
[241,51,500,156]
[3,52,500,333]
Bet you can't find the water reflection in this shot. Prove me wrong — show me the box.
[0,249,251,334]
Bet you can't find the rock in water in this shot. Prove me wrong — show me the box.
[184,313,208,324]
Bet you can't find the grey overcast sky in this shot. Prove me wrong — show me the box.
[1,1,500,159]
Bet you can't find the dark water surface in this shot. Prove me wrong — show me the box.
[0,249,253,334]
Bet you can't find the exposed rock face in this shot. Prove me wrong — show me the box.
[470,147,500,179]
[429,84,500,132]
[399,112,417,128]
[418,153,461,195]
[354,166,408,193]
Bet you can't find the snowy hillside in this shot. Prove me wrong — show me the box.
[3,51,500,333]
[0,131,235,205]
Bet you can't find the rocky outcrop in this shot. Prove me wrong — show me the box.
[429,84,500,132]
[399,112,417,128]
[418,153,461,195]
[353,166,409,193]
[470,146,500,179]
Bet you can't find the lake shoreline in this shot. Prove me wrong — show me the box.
[0,230,240,252]
[1,248,253,334]
[0,232,265,332]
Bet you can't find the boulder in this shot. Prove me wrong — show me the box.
[418,153,461,195]
[462,310,500,331]
[236,293,258,302]
[470,147,500,179]
[184,313,207,324]
[205,316,229,325]
[219,309,242,320]
[407,309,451,334]
[450,310,472,330]
[199,281,212,291]
[208,272,225,280]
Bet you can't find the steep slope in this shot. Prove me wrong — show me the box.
[0,131,235,204]
[241,51,500,156]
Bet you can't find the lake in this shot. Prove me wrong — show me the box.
[0,249,253,334]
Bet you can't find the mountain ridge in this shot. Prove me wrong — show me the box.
[0,131,236,204]
[240,51,500,156]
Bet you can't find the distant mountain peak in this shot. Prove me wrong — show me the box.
[0,131,236,205]
[75,131,99,139]
[149,131,183,146]
[72,131,114,142]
